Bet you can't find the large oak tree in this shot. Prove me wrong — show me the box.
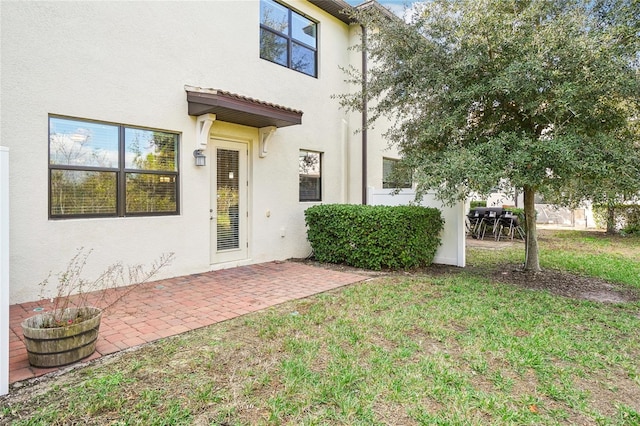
[340,0,640,271]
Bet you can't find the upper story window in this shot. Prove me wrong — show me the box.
[260,0,318,77]
[383,158,412,189]
[49,116,179,219]
[299,150,322,201]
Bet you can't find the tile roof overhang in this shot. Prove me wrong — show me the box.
[185,85,303,128]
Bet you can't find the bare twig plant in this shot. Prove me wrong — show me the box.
[37,248,175,328]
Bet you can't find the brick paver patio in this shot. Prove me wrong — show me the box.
[8,261,365,386]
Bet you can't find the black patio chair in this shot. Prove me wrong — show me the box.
[496,211,525,241]
[480,209,500,240]
[467,209,483,238]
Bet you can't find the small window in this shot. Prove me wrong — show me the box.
[383,158,412,189]
[49,116,179,218]
[299,150,321,201]
[260,0,317,77]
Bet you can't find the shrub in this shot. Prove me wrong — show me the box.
[304,204,443,270]
[470,200,487,208]
[504,207,526,232]
[620,205,640,235]
[593,204,640,234]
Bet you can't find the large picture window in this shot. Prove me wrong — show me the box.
[299,150,321,202]
[49,116,179,218]
[260,0,317,77]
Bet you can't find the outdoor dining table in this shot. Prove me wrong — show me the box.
[467,207,504,240]
[467,207,525,241]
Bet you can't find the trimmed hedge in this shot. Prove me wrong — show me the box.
[304,204,444,270]
[470,200,487,209]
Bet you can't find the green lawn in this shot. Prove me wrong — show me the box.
[2,230,639,425]
[469,229,640,288]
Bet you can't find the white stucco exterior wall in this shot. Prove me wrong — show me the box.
[1,1,359,303]
[2,1,463,304]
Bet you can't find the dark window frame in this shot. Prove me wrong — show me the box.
[48,115,180,219]
[299,149,322,202]
[382,157,412,189]
[260,0,318,78]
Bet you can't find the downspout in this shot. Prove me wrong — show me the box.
[361,24,368,205]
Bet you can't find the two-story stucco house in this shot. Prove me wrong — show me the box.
[1,0,465,305]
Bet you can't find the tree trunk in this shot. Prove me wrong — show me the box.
[606,203,616,235]
[523,186,541,272]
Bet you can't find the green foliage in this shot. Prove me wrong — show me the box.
[469,200,486,208]
[340,0,639,205]
[339,0,640,270]
[594,204,640,235]
[504,207,526,231]
[618,205,640,235]
[304,204,443,270]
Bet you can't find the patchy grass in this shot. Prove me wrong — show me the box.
[2,230,639,425]
[469,229,640,287]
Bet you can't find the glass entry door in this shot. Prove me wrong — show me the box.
[211,140,247,264]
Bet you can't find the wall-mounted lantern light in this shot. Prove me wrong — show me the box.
[193,149,206,166]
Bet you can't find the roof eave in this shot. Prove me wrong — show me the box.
[185,86,303,129]
[307,0,355,24]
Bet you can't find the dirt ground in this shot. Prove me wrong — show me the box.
[299,233,640,305]
[488,265,639,304]
[303,258,639,305]
[466,231,639,304]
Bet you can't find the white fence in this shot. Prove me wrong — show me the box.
[1,147,9,396]
[367,187,466,267]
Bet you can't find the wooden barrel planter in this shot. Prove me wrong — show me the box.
[21,307,102,368]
